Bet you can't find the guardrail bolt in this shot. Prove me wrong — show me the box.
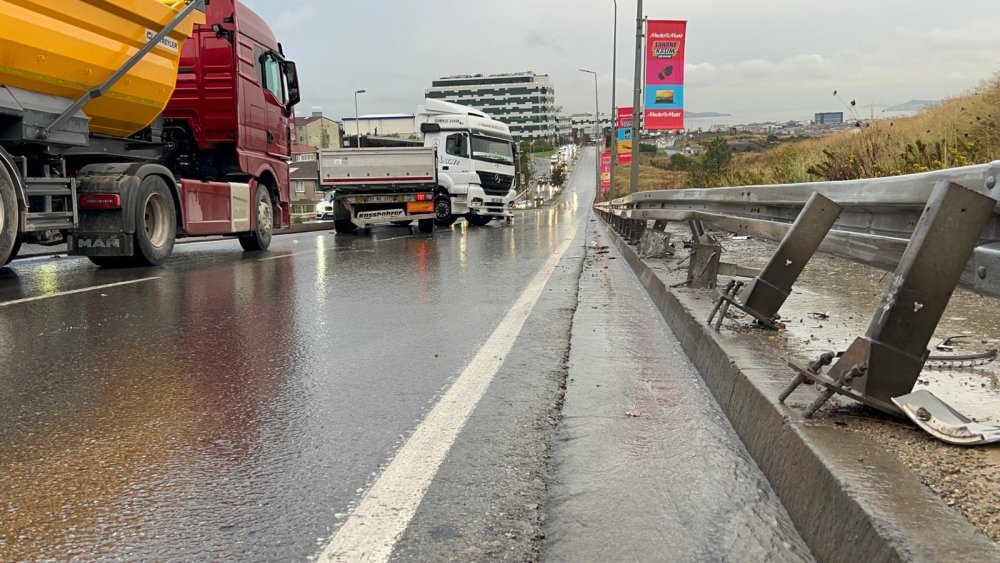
[987,175,997,190]
[978,265,988,280]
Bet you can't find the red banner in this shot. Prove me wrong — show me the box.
[644,20,687,131]
[601,151,612,190]
[616,107,634,129]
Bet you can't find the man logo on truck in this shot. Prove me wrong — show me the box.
[75,238,121,249]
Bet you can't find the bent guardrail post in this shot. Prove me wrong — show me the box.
[684,219,721,288]
[709,193,843,330]
[639,222,672,259]
[783,181,996,417]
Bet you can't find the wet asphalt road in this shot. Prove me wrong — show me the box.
[0,153,591,561]
[0,148,812,561]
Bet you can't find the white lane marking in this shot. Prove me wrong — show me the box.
[317,219,582,563]
[0,277,162,308]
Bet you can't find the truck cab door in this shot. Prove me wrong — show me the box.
[440,133,474,188]
[261,52,289,158]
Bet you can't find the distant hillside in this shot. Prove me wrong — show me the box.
[687,111,731,118]
[714,76,999,185]
[885,100,938,112]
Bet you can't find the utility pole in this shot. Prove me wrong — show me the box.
[628,0,643,195]
[354,89,366,148]
[608,0,618,202]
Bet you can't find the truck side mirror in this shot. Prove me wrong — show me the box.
[282,60,301,110]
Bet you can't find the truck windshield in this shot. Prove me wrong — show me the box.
[471,136,514,165]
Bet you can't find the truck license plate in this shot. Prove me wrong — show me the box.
[367,195,403,203]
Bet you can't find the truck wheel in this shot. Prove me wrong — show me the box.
[467,214,493,227]
[239,185,274,251]
[0,162,18,267]
[434,196,456,227]
[133,175,177,266]
[4,237,21,265]
[418,219,434,234]
[334,219,357,234]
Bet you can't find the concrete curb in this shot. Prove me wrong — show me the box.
[16,221,334,259]
[597,217,1000,562]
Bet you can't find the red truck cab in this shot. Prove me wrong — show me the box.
[163,0,301,234]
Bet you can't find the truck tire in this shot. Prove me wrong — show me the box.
[467,214,493,227]
[0,162,18,267]
[133,175,177,266]
[4,237,21,265]
[434,195,457,227]
[239,184,274,251]
[418,218,434,234]
[334,219,357,234]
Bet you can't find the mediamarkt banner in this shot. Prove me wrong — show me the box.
[601,151,612,190]
[616,107,633,164]
[644,20,687,131]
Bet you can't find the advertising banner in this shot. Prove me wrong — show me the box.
[616,128,633,165]
[616,107,634,129]
[601,151,612,190]
[644,20,687,131]
[616,107,634,164]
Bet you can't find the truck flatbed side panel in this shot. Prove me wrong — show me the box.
[318,147,438,190]
[0,0,203,138]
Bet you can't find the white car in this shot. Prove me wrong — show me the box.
[315,191,336,221]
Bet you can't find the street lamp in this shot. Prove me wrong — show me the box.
[609,0,618,202]
[579,68,600,196]
[354,89,366,148]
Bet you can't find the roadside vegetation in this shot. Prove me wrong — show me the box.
[627,74,1000,191]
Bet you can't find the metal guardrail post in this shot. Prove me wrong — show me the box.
[688,241,722,289]
[784,181,996,416]
[709,193,843,329]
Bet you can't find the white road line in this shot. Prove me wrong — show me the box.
[0,277,162,308]
[317,219,581,563]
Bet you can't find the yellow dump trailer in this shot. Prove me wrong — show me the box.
[0,0,204,138]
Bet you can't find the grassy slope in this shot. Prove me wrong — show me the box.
[719,75,1000,186]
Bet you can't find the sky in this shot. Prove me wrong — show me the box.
[242,0,999,124]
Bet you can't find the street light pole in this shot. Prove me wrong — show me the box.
[608,0,618,202]
[354,89,366,148]
[579,68,600,196]
[629,0,643,195]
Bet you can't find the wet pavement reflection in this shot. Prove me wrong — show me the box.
[0,164,586,560]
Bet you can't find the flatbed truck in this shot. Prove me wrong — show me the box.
[318,147,437,234]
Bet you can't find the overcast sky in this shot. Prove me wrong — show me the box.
[242,0,999,123]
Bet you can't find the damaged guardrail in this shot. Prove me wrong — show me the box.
[595,161,1000,446]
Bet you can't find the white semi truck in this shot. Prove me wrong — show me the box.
[414,99,518,227]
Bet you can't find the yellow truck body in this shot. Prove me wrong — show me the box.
[0,0,204,138]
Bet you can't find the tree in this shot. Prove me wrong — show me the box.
[551,164,566,188]
[518,150,534,192]
[702,137,733,174]
[668,153,692,171]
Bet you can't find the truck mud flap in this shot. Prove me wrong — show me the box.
[893,389,1000,446]
[68,233,133,256]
